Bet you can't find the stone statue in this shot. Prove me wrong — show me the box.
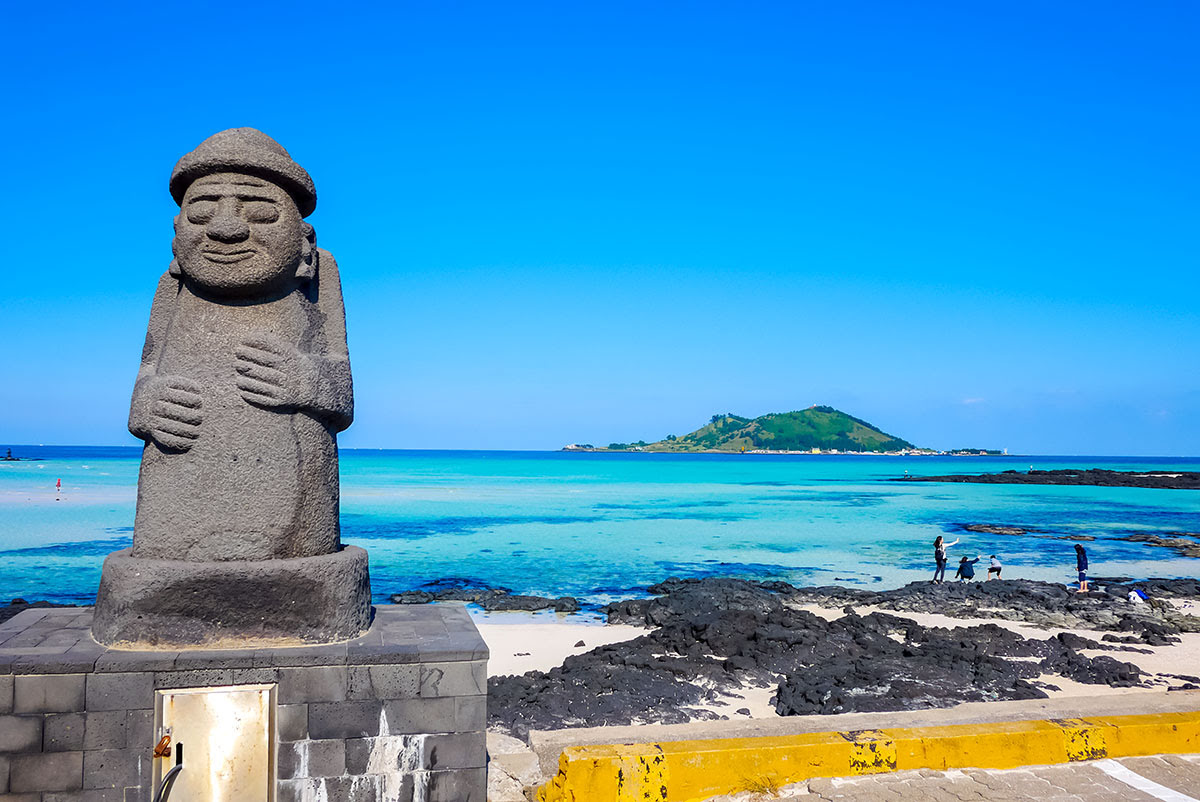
[93,129,371,647]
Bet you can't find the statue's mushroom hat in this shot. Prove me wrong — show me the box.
[170,127,317,217]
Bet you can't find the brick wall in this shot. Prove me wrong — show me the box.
[0,605,488,801]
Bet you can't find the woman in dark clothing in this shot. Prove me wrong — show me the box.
[933,535,959,583]
[955,555,980,582]
[1075,544,1089,593]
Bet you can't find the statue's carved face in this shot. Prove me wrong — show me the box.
[175,172,304,296]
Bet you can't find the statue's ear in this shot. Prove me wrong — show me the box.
[296,222,318,281]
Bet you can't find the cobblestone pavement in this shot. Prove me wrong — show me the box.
[782,755,1200,801]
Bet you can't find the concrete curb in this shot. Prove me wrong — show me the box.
[534,711,1200,802]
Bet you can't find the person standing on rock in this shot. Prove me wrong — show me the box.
[1075,543,1089,593]
[933,535,958,583]
[987,555,1002,580]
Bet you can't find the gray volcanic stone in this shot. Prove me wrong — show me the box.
[92,128,369,648]
[92,546,370,647]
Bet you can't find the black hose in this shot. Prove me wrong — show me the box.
[152,765,183,802]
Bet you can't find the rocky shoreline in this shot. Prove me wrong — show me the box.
[895,468,1200,490]
[389,577,581,613]
[484,576,1200,738]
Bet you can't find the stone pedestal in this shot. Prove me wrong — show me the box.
[92,545,372,648]
[0,603,488,801]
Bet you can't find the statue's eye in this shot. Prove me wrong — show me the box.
[243,202,279,223]
[186,200,216,223]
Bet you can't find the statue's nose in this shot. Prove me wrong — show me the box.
[206,199,250,242]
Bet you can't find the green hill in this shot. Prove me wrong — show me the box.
[641,406,917,453]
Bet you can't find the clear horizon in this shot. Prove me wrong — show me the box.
[2,2,1197,456]
[5,443,1199,460]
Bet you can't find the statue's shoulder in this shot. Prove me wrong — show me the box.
[155,266,183,294]
[316,247,338,270]
[316,248,342,287]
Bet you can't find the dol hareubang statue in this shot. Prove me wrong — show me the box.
[92,128,371,647]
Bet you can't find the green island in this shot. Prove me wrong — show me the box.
[566,406,1006,455]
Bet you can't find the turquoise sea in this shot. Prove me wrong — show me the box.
[1,447,1197,606]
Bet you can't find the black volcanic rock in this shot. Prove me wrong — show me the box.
[895,469,1200,490]
[486,576,1184,736]
[389,579,579,613]
[1117,534,1200,559]
[787,578,1200,637]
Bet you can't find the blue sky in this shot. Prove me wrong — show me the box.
[1,2,1196,454]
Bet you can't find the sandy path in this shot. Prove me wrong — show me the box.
[474,613,646,676]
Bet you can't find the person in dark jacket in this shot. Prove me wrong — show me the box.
[955,555,980,582]
[1075,543,1089,593]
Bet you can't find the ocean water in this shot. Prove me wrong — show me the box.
[1,447,1197,606]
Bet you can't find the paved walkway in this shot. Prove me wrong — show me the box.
[787,755,1200,801]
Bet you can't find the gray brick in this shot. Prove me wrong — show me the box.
[9,751,83,792]
[11,652,100,676]
[418,661,485,698]
[0,609,51,629]
[85,673,153,711]
[348,664,419,700]
[276,779,304,802]
[125,710,152,751]
[344,737,371,774]
[279,739,346,779]
[230,667,279,685]
[172,649,257,671]
[13,674,85,713]
[83,712,128,751]
[278,704,308,742]
[428,767,486,802]
[424,732,486,770]
[93,650,177,673]
[347,641,423,665]
[45,794,85,802]
[0,755,8,789]
[382,697,456,735]
[82,749,140,790]
[44,713,86,752]
[154,669,231,689]
[279,777,381,802]
[0,715,42,753]
[81,789,125,802]
[307,700,381,739]
[0,795,41,802]
[279,666,348,704]
[308,738,346,777]
[252,642,347,668]
[0,675,12,714]
[277,741,304,780]
[455,695,486,731]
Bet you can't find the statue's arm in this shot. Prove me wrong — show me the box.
[128,271,179,440]
[128,271,204,451]
[306,250,354,431]
[233,249,354,431]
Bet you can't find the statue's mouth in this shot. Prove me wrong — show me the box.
[202,248,256,264]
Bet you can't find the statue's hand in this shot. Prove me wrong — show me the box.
[234,334,317,410]
[146,376,204,451]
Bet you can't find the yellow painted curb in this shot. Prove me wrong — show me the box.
[535,711,1200,802]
